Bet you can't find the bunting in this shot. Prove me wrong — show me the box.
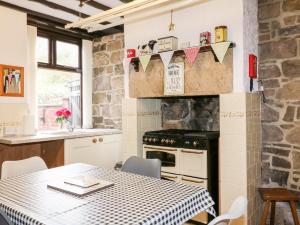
[211,42,231,63]
[184,47,200,66]
[159,51,174,69]
[139,55,152,72]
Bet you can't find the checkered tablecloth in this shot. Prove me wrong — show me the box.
[0,164,215,225]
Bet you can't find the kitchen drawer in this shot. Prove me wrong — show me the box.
[180,149,207,179]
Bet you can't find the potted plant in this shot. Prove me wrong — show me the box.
[55,108,73,132]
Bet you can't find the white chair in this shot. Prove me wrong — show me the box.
[1,156,48,179]
[208,196,248,225]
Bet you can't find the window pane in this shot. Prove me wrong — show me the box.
[56,41,79,68]
[37,68,81,131]
[36,37,49,63]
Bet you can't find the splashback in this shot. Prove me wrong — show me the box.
[161,96,219,131]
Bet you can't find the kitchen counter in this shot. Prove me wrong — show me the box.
[0,129,121,145]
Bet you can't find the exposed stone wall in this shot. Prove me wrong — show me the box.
[161,97,219,131]
[92,33,124,129]
[259,0,300,223]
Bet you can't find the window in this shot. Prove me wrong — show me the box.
[36,37,49,63]
[56,41,79,68]
[36,32,82,131]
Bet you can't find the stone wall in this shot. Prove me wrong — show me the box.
[92,33,124,129]
[259,0,300,223]
[161,96,219,131]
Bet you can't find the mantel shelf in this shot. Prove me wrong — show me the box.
[130,42,236,72]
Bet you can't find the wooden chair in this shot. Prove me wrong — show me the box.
[259,188,300,225]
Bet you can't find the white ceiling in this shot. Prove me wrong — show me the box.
[0,0,124,22]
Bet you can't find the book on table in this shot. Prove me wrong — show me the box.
[47,175,114,196]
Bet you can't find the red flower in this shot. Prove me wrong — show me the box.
[62,108,72,118]
[56,110,63,117]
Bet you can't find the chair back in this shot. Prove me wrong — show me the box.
[208,196,247,225]
[0,209,13,225]
[1,156,48,179]
[227,196,248,218]
[121,156,161,178]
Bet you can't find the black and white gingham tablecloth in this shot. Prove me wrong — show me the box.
[0,164,215,225]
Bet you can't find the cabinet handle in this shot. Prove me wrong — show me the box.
[92,138,97,143]
[98,137,103,143]
[182,178,205,184]
[181,150,204,154]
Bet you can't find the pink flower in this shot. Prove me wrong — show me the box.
[56,110,63,117]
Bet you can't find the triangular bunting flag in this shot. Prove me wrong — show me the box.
[139,55,152,72]
[159,51,174,69]
[211,42,231,63]
[184,47,200,66]
[123,58,131,74]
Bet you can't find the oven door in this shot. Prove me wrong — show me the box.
[143,145,179,175]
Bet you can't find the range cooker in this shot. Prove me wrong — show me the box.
[142,129,219,224]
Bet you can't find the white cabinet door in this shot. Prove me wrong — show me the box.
[64,134,122,169]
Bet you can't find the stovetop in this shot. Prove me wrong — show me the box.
[143,129,219,149]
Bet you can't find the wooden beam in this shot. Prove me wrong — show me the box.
[27,0,90,18]
[0,0,70,24]
[77,0,111,11]
[0,0,123,38]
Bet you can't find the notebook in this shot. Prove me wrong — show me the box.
[47,176,114,196]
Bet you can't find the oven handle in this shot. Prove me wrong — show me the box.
[181,150,204,154]
[144,146,177,152]
[181,177,205,184]
[162,174,178,179]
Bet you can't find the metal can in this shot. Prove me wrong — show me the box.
[215,26,228,43]
[200,32,211,46]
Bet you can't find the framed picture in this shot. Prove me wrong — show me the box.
[164,62,185,96]
[0,64,24,97]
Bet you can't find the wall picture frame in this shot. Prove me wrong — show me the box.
[0,64,24,97]
[164,62,185,96]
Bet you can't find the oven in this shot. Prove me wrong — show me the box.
[143,145,179,175]
[142,129,220,224]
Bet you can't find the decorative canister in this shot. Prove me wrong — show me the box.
[126,49,136,58]
[200,31,211,46]
[215,26,227,43]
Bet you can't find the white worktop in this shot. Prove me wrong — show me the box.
[0,129,121,145]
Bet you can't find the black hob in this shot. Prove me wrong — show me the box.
[143,129,219,149]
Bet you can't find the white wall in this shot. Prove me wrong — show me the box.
[0,6,28,104]
[0,6,29,129]
[82,40,93,129]
[124,0,247,95]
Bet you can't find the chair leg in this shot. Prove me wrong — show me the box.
[289,201,300,225]
[260,200,270,225]
[270,201,276,225]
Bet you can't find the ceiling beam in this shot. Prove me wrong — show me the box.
[27,0,90,18]
[77,0,111,11]
[0,0,123,38]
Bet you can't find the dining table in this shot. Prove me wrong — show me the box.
[0,163,216,225]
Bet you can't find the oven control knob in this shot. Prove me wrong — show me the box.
[149,138,152,142]
[144,137,148,141]
[170,139,175,144]
[165,139,170,144]
[153,138,157,142]
[161,139,165,143]
[193,141,199,147]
